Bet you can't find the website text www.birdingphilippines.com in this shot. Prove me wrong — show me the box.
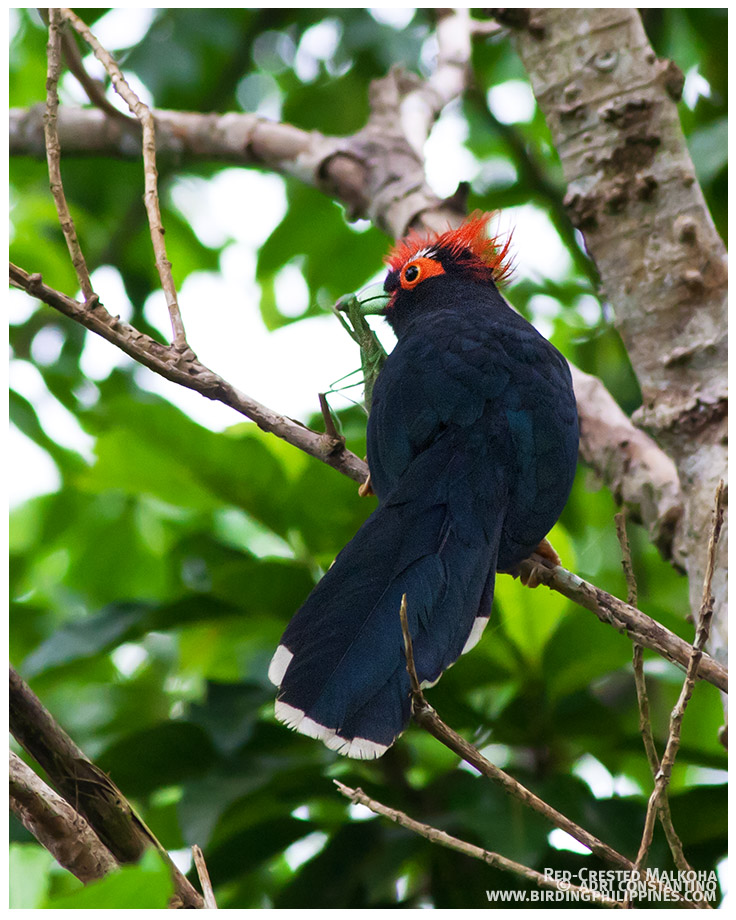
[485,869,719,904]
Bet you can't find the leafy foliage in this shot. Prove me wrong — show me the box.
[9,7,727,908]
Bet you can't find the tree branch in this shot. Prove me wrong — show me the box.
[517,553,726,694]
[9,103,377,216]
[10,750,119,884]
[192,845,217,909]
[9,261,367,483]
[9,666,204,909]
[576,367,682,560]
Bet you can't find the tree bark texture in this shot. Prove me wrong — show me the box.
[10,751,119,884]
[506,8,727,670]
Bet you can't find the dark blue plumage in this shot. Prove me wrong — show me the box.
[269,215,579,758]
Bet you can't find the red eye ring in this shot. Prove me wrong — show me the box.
[399,256,445,290]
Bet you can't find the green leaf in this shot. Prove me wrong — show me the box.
[9,844,55,909]
[256,182,387,330]
[97,722,218,796]
[22,601,151,677]
[80,392,297,539]
[495,522,575,665]
[688,118,728,185]
[41,849,174,909]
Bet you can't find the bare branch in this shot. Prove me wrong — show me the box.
[334,781,620,908]
[411,692,628,870]
[10,751,119,884]
[398,8,472,155]
[630,645,711,906]
[9,665,204,909]
[59,7,188,351]
[398,594,421,695]
[9,262,367,483]
[657,481,725,772]
[43,9,94,300]
[630,645,704,892]
[632,646,660,777]
[318,392,343,444]
[9,105,374,215]
[517,553,727,694]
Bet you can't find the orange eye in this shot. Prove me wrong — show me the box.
[399,256,445,290]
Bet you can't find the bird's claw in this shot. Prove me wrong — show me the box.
[358,472,374,497]
[507,538,560,588]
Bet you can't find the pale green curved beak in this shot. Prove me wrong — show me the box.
[335,282,391,316]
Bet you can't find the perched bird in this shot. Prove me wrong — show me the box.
[269,213,579,759]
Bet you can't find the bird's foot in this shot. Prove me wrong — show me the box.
[508,538,560,588]
[358,472,374,497]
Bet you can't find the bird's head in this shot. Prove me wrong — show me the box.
[344,212,513,336]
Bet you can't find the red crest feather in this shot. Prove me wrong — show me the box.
[386,212,514,285]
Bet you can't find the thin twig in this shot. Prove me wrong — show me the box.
[614,511,638,607]
[192,845,217,909]
[37,7,133,123]
[632,642,705,893]
[615,515,708,906]
[334,781,620,908]
[614,513,659,770]
[59,7,188,351]
[396,601,691,904]
[627,482,725,906]
[43,8,94,300]
[631,646,660,779]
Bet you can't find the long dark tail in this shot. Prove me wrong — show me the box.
[269,446,505,758]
